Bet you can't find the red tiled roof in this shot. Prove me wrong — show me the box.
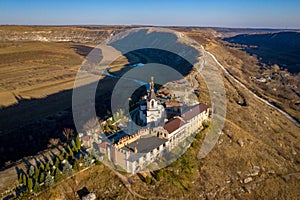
[182,103,208,121]
[161,90,170,95]
[82,135,90,141]
[99,141,110,148]
[163,118,186,134]
[165,102,181,107]
[163,104,208,134]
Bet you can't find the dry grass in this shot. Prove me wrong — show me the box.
[0,27,299,199]
[35,165,128,200]
[35,30,300,199]
[0,42,84,108]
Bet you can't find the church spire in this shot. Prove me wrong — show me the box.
[150,76,154,90]
[148,76,157,100]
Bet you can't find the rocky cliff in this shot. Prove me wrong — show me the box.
[0,26,127,43]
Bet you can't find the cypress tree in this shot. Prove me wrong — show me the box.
[54,169,62,182]
[45,163,50,172]
[75,134,81,151]
[71,139,77,152]
[68,145,74,159]
[29,165,35,177]
[79,154,83,163]
[22,173,27,186]
[34,166,40,182]
[59,153,64,161]
[39,163,45,171]
[63,151,69,160]
[27,178,33,191]
[119,109,123,118]
[73,159,80,171]
[48,159,53,167]
[18,172,23,184]
[54,157,60,168]
[39,172,45,183]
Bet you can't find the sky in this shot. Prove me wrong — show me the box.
[0,0,299,28]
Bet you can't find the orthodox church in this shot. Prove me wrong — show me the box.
[81,76,210,174]
[139,77,166,127]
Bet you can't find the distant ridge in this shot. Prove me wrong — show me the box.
[224,32,300,73]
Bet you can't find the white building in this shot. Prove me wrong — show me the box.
[82,77,210,174]
[105,103,210,174]
[139,77,165,127]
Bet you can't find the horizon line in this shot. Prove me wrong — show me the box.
[0,24,299,30]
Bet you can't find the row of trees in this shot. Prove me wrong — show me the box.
[17,134,90,194]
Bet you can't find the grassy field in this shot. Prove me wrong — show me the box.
[0,41,84,108]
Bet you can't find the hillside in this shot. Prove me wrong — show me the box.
[0,26,299,200]
[35,28,300,200]
[223,32,300,73]
[0,25,127,43]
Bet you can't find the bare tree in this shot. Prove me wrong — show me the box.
[83,117,100,131]
[63,128,74,141]
[48,138,60,147]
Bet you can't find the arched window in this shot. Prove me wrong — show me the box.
[151,100,154,108]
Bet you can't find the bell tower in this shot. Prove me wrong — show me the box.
[139,77,166,127]
[145,76,165,127]
[147,76,158,109]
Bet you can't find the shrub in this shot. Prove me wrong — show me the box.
[145,176,151,185]
[150,178,156,185]
[33,182,41,193]
[95,160,102,166]
[62,162,73,176]
[73,159,80,171]
[154,170,164,181]
[191,140,198,148]
[83,155,92,167]
[44,173,54,187]
[195,132,202,140]
[203,120,211,128]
